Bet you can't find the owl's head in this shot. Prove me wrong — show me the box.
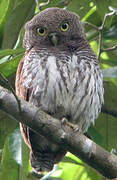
[23,7,86,51]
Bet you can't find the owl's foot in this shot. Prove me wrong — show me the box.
[61,117,68,126]
[61,118,80,133]
[61,117,73,130]
[61,118,80,139]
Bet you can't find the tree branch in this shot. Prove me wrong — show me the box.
[35,0,52,11]
[102,45,117,52]
[0,85,117,179]
[84,11,117,60]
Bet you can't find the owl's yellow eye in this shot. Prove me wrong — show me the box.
[37,27,46,36]
[61,22,69,32]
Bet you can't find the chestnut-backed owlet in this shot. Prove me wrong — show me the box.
[15,7,104,172]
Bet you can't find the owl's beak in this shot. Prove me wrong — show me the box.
[49,32,59,46]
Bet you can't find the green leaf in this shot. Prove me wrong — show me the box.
[59,153,104,180]
[0,0,9,22]
[0,54,23,77]
[88,126,103,144]
[62,156,84,166]
[8,128,22,165]
[93,0,109,19]
[82,6,96,22]
[102,67,117,78]
[67,0,93,19]
[0,137,19,180]
[109,1,117,9]
[2,0,36,49]
[0,111,18,149]
[39,0,67,10]
[95,82,117,153]
[0,48,25,59]
[0,0,16,47]
[19,139,30,180]
[0,0,16,25]
[103,24,117,39]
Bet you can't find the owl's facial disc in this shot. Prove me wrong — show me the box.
[48,32,59,46]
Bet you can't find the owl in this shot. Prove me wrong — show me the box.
[15,7,104,172]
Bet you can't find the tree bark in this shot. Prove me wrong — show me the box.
[0,85,117,179]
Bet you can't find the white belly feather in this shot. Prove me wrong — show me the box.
[22,49,104,132]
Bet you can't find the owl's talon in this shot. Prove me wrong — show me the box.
[61,118,68,126]
[61,117,80,136]
[69,125,80,137]
[73,126,80,133]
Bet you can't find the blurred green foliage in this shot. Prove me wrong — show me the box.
[0,0,117,180]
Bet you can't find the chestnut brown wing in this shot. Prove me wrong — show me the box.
[15,53,32,148]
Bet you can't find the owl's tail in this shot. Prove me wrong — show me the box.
[30,149,66,172]
[20,124,66,172]
[30,151,55,172]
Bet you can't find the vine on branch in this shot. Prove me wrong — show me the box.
[84,9,117,60]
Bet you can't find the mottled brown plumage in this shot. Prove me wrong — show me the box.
[15,7,104,172]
